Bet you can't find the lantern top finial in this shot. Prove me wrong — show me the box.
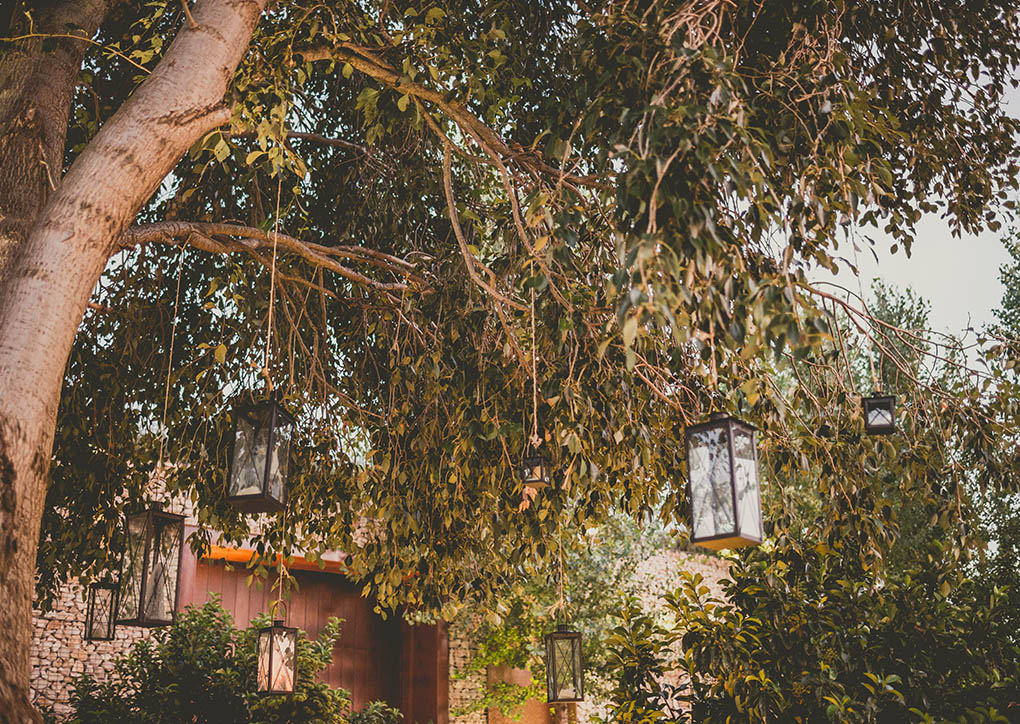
[555,623,571,633]
[272,619,285,627]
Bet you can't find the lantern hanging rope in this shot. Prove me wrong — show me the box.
[829,298,858,397]
[556,520,565,617]
[156,245,186,493]
[263,172,283,393]
[531,287,539,448]
[850,239,881,395]
[520,288,550,487]
[273,510,288,618]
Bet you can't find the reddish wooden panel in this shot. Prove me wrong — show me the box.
[177,548,401,708]
[400,620,449,724]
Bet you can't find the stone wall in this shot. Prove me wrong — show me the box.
[30,582,155,719]
[31,492,195,719]
[448,620,488,724]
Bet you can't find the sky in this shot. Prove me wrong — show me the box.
[823,85,1020,337]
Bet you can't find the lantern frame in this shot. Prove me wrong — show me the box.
[520,445,550,488]
[684,414,763,551]
[257,619,298,695]
[545,624,584,703]
[116,505,185,627]
[227,398,296,514]
[862,395,896,435]
[84,579,119,642]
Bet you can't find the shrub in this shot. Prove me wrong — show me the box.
[65,597,395,724]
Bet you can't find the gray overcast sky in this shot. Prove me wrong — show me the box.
[824,84,1020,336]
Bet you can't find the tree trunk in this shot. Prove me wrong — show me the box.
[0,0,112,271]
[0,0,265,720]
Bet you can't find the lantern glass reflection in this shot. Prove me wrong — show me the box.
[228,400,294,513]
[685,415,762,550]
[863,395,896,435]
[117,506,184,627]
[84,580,118,641]
[545,625,583,703]
[257,621,297,694]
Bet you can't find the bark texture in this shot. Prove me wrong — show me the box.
[0,0,266,720]
[0,0,111,270]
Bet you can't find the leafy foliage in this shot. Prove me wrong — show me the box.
[67,599,357,724]
[603,552,1020,723]
[452,512,676,714]
[9,0,1020,717]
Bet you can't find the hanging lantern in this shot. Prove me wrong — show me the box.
[257,620,298,694]
[685,414,763,550]
[863,395,896,435]
[520,445,550,487]
[84,579,119,642]
[545,624,583,703]
[227,399,295,513]
[117,504,184,627]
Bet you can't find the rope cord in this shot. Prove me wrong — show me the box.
[157,246,187,502]
[531,287,539,447]
[850,237,880,393]
[263,172,283,393]
[272,509,288,622]
[556,520,565,619]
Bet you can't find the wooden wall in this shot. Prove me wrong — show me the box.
[176,535,447,722]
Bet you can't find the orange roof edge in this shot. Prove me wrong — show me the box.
[203,544,348,575]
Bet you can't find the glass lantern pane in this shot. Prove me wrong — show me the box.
[257,629,272,692]
[270,629,296,693]
[267,418,292,504]
[732,427,762,542]
[88,587,115,640]
[118,515,147,622]
[867,404,893,428]
[230,415,269,497]
[688,426,736,539]
[550,636,581,700]
[141,516,181,623]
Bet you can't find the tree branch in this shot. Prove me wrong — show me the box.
[123,221,426,293]
[294,43,610,191]
[441,144,527,311]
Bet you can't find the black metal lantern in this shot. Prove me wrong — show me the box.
[117,504,184,627]
[84,579,119,642]
[227,399,295,513]
[685,414,763,550]
[545,624,583,702]
[520,446,550,488]
[863,395,896,435]
[257,620,298,694]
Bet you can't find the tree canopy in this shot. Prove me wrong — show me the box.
[3,4,1020,720]
[21,0,1019,625]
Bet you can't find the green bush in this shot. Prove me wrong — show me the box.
[600,548,1020,724]
[349,700,402,724]
[66,598,394,724]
